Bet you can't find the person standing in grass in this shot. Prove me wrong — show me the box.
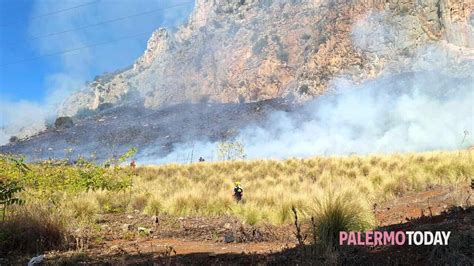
[233,181,243,203]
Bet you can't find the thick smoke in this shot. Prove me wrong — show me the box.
[140,52,473,164]
[239,69,472,158]
[139,12,474,164]
[237,43,474,158]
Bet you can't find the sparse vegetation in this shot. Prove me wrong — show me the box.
[216,140,246,160]
[260,0,273,8]
[8,136,18,143]
[252,37,268,55]
[119,89,141,104]
[277,47,289,63]
[298,84,309,95]
[271,34,280,43]
[54,116,74,129]
[74,108,97,120]
[97,102,114,111]
[300,33,311,42]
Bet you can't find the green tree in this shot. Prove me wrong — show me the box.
[216,141,246,161]
[0,180,24,220]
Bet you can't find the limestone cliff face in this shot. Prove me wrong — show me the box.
[59,0,473,116]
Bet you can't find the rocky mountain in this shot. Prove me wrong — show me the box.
[2,0,473,162]
[59,0,473,116]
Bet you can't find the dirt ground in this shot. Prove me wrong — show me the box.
[4,185,473,265]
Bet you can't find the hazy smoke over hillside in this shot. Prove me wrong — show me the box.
[143,46,473,163]
[140,19,474,164]
[2,3,472,163]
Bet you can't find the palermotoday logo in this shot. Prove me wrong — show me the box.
[339,231,451,246]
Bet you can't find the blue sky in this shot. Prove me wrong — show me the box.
[0,0,194,143]
[0,0,193,102]
[1,0,48,101]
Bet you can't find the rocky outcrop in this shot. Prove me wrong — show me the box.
[59,0,473,116]
[133,28,172,71]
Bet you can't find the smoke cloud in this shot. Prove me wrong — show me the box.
[138,9,474,164]
[140,44,473,164]
[2,3,472,163]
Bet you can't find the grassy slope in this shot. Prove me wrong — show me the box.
[134,151,473,224]
[2,150,473,226]
[1,150,472,256]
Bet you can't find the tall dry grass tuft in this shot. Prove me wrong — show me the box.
[131,192,150,211]
[0,204,68,255]
[144,197,163,216]
[66,196,98,221]
[310,189,374,247]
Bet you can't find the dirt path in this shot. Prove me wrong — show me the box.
[42,238,293,265]
[103,238,289,255]
[42,205,473,265]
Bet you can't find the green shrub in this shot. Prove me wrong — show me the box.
[298,84,309,95]
[311,191,373,247]
[0,153,134,204]
[54,116,74,129]
[0,179,24,220]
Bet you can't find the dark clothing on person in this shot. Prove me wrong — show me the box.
[233,185,243,202]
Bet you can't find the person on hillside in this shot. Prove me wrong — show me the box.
[233,181,243,203]
[199,157,205,162]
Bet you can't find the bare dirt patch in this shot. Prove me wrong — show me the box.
[375,184,472,226]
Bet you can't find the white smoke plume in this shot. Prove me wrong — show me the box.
[0,99,48,144]
[139,11,474,164]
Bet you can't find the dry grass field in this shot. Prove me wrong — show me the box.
[133,150,472,225]
[1,150,472,259]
